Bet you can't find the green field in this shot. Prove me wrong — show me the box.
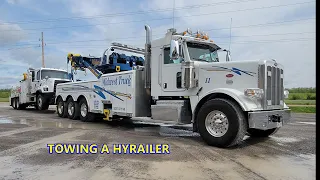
[289,106,316,113]
[288,93,316,100]
[285,100,316,105]
[0,98,9,102]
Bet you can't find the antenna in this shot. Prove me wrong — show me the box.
[172,0,175,28]
[229,18,233,52]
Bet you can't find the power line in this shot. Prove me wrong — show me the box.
[0,0,259,25]
[0,1,314,32]
[204,17,315,32]
[0,37,312,51]
[0,46,40,51]
[0,30,315,48]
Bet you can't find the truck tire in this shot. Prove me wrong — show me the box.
[37,94,49,110]
[56,97,67,118]
[13,98,18,109]
[79,98,96,122]
[66,98,80,120]
[247,128,279,137]
[197,98,247,148]
[16,98,26,110]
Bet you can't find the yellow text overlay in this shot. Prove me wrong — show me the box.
[47,144,170,154]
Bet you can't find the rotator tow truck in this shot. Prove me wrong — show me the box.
[55,25,291,147]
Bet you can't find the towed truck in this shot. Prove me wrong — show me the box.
[10,68,71,110]
[55,25,291,147]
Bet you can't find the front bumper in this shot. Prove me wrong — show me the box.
[248,109,291,130]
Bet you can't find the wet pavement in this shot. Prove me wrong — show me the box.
[0,102,316,180]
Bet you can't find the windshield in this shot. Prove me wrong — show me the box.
[187,42,219,62]
[41,70,68,79]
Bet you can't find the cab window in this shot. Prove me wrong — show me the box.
[36,71,40,80]
[163,45,184,64]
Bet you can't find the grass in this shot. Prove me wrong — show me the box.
[0,91,10,99]
[0,98,9,102]
[285,100,316,105]
[289,106,316,113]
[288,93,316,100]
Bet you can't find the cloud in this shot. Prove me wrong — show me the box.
[0,22,26,45]
[141,0,315,88]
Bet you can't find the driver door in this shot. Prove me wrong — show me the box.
[161,46,185,92]
[31,70,40,93]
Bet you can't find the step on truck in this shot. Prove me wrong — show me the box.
[55,25,291,147]
[10,68,71,110]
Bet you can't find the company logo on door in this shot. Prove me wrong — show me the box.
[103,75,131,87]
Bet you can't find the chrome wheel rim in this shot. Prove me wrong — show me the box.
[58,102,63,114]
[68,102,74,115]
[38,97,42,108]
[80,103,87,117]
[205,110,229,137]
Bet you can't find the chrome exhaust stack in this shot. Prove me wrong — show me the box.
[144,25,152,89]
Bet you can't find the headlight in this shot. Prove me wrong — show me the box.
[284,90,289,99]
[244,88,264,99]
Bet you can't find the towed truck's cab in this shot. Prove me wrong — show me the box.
[10,68,70,110]
[30,68,71,110]
[147,26,291,147]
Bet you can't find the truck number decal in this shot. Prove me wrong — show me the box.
[103,109,110,121]
[205,78,211,83]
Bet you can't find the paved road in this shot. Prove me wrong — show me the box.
[0,102,315,180]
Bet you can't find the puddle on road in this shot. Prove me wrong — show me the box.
[236,153,315,180]
[0,116,198,137]
[270,136,300,143]
[296,122,316,125]
[0,118,15,124]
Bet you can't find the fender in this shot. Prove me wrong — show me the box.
[191,88,263,131]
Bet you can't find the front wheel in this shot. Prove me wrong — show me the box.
[247,128,279,137]
[197,98,247,148]
[37,94,49,110]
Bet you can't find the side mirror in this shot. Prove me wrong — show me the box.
[224,49,232,62]
[170,40,180,60]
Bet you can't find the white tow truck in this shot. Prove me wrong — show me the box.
[55,25,291,147]
[10,68,71,110]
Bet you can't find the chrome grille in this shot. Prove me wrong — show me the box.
[259,64,284,109]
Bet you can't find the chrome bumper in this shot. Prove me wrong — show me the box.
[248,109,291,130]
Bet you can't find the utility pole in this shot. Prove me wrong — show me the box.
[41,32,45,68]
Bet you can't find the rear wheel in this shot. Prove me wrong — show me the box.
[247,128,279,137]
[13,98,17,109]
[197,98,247,148]
[37,94,49,110]
[56,97,67,118]
[67,98,80,120]
[79,98,96,122]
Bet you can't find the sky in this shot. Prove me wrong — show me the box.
[0,0,316,89]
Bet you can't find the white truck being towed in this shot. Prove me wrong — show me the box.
[10,67,71,110]
[55,25,291,147]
